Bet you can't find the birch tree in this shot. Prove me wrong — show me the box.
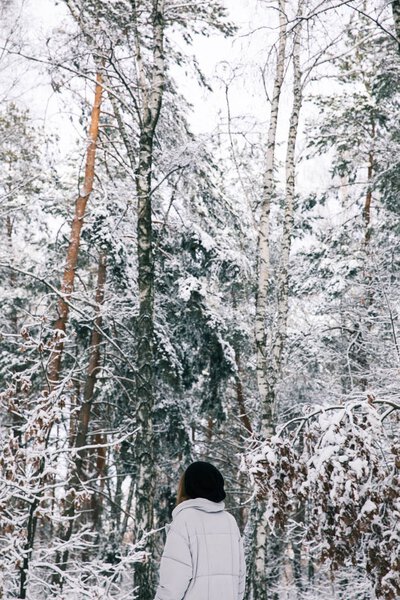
[255,0,287,439]
[246,7,287,592]
[129,3,166,595]
[274,5,303,377]
[246,2,308,597]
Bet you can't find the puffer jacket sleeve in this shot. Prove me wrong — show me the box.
[238,536,246,600]
[154,518,192,600]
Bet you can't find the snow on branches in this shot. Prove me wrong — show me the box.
[241,399,400,600]
[0,341,145,599]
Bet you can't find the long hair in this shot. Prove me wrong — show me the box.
[176,472,190,505]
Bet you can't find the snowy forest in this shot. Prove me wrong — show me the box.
[0,0,399,598]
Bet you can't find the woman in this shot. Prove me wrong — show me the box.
[154,461,246,600]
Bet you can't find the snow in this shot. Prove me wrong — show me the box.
[348,457,367,478]
[177,275,207,301]
[360,499,377,515]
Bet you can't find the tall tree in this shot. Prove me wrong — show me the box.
[247,1,307,597]
[47,70,104,388]
[131,2,166,595]
[247,6,288,591]
[255,0,287,438]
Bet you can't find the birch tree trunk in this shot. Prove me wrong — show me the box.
[250,5,306,598]
[247,5,287,599]
[273,5,303,377]
[132,2,165,597]
[47,71,104,388]
[255,0,287,438]
[266,13,304,597]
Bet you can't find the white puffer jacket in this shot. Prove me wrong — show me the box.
[154,498,246,600]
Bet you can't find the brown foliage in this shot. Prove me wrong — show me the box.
[243,401,400,599]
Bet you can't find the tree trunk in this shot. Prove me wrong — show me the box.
[47,71,104,388]
[255,0,287,439]
[252,4,306,598]
[357,126,375,391]
[363,146,374,246]
[133,2,165,598]
[75,251,107,475]
[235,350,253,435]
[266,10,304,595]
[273,1,303,378]
[45,70,103,588]
[251,4,287,599]
[243,499,269,600]
[53,251,107,585]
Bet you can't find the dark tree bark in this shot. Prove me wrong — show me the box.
[53,251,107,585]
[234,350,253,435]
[75,251,107,474]
[363,145,374,246]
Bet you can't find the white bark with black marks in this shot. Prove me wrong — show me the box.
[133,2,166,598]
[255,0,287,440]
[273,1,303,376]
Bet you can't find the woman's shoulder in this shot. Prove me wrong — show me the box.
[171,501,241,538]
[172,498,225,520]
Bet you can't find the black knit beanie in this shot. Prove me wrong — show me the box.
[184,461,226,503]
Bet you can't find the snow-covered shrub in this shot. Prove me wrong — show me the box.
[0,337,147,599]
[241,399,400,600]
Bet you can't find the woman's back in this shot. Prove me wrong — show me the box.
[154,498,246,600]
